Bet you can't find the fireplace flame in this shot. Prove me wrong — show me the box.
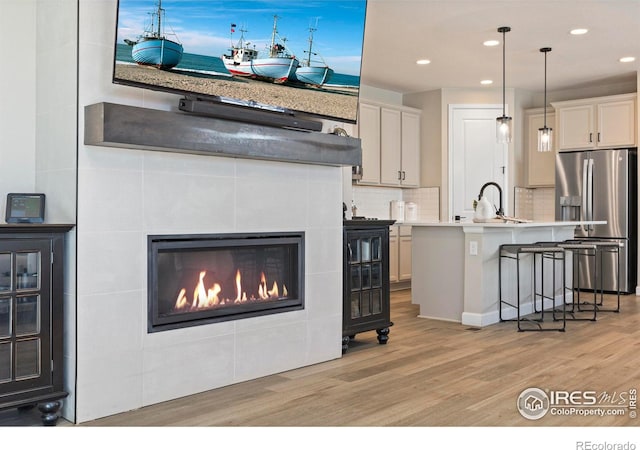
[175,289,188,310]
[235,269,243,303]
[173,269,289,312]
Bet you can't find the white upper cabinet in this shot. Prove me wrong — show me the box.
[380,108,402,185]
[357,102,382,184]
[552,93,636,151]
[399,111,421,187]
[357,101,421,187]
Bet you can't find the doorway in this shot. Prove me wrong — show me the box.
[449,104,508,220]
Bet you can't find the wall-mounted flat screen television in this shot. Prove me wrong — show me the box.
[113,0,368,128]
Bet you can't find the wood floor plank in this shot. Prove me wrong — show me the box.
[80,289,639,427]
[3,289,638,427]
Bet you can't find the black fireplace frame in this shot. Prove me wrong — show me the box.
[147,232,305,332]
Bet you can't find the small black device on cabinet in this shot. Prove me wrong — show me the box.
[5,193,45,223]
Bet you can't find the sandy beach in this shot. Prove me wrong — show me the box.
[114,63,359,122]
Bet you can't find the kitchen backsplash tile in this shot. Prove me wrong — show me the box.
[352,186,402,219]
[403,187,440,222]
[351,186,440,222]
[514,187,534,220]
[514,186,555,222]
[533,187,556,221]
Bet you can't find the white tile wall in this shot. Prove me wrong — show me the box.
[352,185,440,222]
[514,187,534,220]
[75,0,343,423]
[352,185,402,219]
[403,187,440,222]
[533,188,556,221]
[514,187,556,222]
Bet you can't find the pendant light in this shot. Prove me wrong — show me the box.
[537,47,553,152]
[496,26,512,143]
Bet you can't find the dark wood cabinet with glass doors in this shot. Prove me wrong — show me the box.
[342,220,395,353]
[0,225,73,425]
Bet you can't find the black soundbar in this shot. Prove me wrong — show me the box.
[178,98,323,132]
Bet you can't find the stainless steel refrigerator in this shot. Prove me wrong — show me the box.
[555,148,637,294]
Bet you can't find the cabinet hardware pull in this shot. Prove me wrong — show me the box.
[597,132,601,142]
[398,170,402,180]
[402,171,406,180]
[589,132,593,143]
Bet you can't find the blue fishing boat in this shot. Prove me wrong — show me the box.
[222,16,299,83]
[125,0,183,70]
[292,23,334,86]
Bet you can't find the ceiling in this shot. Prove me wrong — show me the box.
[360,0,640,94]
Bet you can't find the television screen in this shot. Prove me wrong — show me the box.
[113,0,368,124]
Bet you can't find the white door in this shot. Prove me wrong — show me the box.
[449,105,507,220]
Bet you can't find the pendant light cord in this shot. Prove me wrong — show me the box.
[497,26,511,118]
[502,30,506,117]
[544,49,547,127]
[540,47,552,128]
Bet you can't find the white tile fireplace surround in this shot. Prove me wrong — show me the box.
[74,0,353,423]
[74,147,345,423]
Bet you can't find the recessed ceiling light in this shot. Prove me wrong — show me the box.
[481,80,493,85]
[416,59,431,65]
[570,28,588,35]
[620,56,636,63]
[483,40,500,47]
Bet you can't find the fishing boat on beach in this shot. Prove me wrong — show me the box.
[293,23,334,86]
[222,16,299,83]
[124,0,183,70]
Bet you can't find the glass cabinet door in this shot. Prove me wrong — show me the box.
[0,240,51,395]
[345,230,386,321]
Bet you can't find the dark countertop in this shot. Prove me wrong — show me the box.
[343,219,396,227]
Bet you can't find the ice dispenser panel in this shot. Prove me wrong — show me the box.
[560,196,581,221]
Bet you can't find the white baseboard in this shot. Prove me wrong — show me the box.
[462,292,572,327]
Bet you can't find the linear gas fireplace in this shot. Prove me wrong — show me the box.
[148,232,304,332]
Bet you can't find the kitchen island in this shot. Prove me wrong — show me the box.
[411,221,605,327]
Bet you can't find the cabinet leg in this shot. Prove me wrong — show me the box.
[376,327,390,344]
[38,401,62,426]
[341,336,350,354]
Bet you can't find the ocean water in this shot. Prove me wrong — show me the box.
[115,43,359,87]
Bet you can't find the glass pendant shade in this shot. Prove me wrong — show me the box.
[496,26,512,144]
[497,116,512,143]
[537,126,553,152]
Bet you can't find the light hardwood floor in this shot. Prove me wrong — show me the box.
[86,289,640,427]
[3,289,639,426]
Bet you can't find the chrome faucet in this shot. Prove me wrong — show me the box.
[478,182,504,216]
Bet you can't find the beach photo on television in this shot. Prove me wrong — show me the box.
[114,0,366,123]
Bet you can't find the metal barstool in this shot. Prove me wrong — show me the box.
[555,240,598,321]
[499,243,566,332]
[572,239,623,313]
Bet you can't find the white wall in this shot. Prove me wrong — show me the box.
[34,0,79,421]
[0,0,37,209]
[3,0,79,422]
[75,0,343,423]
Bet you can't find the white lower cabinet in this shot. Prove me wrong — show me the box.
[390,225,412,283]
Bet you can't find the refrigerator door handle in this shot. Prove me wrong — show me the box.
[581,158,589,233]
[587,158,594,230]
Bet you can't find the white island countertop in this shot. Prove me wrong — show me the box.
[410,220,605,327]
[407,220,606,228]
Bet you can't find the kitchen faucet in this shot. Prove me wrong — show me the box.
[478,182,504,216]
